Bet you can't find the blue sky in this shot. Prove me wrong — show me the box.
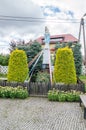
[41,5,74,17]
[0,0,86,54]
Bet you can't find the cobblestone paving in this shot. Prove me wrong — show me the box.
[0,97,86,130]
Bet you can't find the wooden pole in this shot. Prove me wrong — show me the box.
[48,47,52,85]
[82,18,86,65]
[78,19,82,43]
[78,18,86,65]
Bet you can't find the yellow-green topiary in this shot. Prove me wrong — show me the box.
[53,47,77,84]
[7,49,28,82]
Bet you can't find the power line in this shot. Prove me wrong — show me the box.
[0,14,80,21]
[0,18,81,23]
[0,14,83,23]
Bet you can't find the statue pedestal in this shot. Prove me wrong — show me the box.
[43,44,50,65]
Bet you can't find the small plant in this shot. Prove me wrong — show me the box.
[48,89,58,101]
[58,93,66,102]
[66,93,76,102]
[0,73,7,78]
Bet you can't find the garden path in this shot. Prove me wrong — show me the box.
[0,97,86,130]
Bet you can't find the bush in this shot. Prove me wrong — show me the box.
[36,71,50,82]
[0,54,9,66]
[53,47,77,84]
[48,89,82,102]
[0,73,7,78]
[0,86,28,99]
[7,49,28,82]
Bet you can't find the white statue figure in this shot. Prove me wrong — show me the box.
[44,26,50,45]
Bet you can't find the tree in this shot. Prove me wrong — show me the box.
[17,41,42,77]
[7,49,28,82]
[53,47,77,84]
[27,42,42,81]
[9,40,42,81]
[9,40,16,53]
[72,43,82,76]
[9,39,26,53]
[55,42,82,76]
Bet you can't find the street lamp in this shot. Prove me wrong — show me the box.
[78,13,86,65]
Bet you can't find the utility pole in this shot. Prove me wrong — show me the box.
[78,13,86,65]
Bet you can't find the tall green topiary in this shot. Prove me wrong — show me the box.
[55,42,82,77]
[53,47,77,84]
[7,49,28,82]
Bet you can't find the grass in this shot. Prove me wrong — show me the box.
[79,75,86,80]
[79,75,86,92]
[0,73,7,78]
[79,75,86,84]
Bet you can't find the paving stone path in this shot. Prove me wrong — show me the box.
[0,97,86,130]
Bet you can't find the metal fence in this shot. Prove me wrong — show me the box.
[82,65,86,75]
[0,65,8,74]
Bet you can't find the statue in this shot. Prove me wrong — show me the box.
[44,26,50,45]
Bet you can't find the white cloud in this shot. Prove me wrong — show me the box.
[32,0,86,56]
[0,0,86,55]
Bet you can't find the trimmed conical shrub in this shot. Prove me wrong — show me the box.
[53,47,77,84]
[7,49,28,82]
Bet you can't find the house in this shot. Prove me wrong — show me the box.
[36,34,78,53]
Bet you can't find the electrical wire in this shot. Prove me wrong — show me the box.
[0,18,81,23]
[0,14,83,23]
[0,14,80,20]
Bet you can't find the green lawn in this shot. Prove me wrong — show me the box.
[79,75,86,92]
[79,75,86,80]
[79,75,86,84]
[0,73,7,78]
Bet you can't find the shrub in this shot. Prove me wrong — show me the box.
[0,86,28,99]
[53,47,77,84]
[36,71,50,82]
[7,49,28,82]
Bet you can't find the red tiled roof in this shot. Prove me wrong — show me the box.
[36,34,78,44]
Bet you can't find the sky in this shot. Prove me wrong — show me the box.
[0,0,86,54]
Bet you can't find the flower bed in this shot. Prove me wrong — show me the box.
[0,86,29,99]
[48,88,84,102]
